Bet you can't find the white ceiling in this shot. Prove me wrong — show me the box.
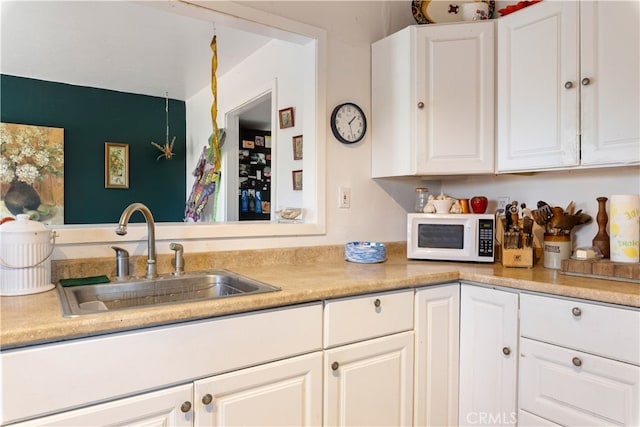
[0,1,273,100]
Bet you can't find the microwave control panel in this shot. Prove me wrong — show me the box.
[478,218,494,257]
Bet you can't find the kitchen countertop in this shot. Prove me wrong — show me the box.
[2,250,639,350]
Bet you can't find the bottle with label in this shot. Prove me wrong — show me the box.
[255,190,262,214]
[240,189,249,213]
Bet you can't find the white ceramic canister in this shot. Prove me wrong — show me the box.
[0,214,55,295]
[609,194,640,263]
[543,233,572,269]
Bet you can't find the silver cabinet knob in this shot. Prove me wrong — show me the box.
[417,101,425,109]
[331,361,339,371]
[202,394,213,405]
[572,357,582,367]
[572,307,582,317]
[502,346,511,356]
[180,401,192,413]
[581,77,591,86]
[373,298,381,308]
[564,81,574,89]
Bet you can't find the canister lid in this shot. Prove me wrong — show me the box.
[0,214,49,234]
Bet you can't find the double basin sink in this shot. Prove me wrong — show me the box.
[57,270,281,317]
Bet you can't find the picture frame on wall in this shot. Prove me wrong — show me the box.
[292,169,303,191]
[105,142,129,189]
[278,107,294,129]
[292,135,303,160]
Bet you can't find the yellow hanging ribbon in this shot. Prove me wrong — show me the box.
[208,35,220,170]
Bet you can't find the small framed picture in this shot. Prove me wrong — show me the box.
[278,107,294,129]
[105,142,129,189]
[292,135,303,160]
[292,169,303,191]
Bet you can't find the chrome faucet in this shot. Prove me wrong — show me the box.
[115,202,157,279]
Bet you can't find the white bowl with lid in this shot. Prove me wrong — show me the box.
[0,214,55,295]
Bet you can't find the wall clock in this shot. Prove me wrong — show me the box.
[330,102,367,144]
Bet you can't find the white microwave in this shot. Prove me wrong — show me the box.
[407,213,495,262]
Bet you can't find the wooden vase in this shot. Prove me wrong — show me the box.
[592,196,610,259]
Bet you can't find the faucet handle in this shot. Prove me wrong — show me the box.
[169,243,184,275]
[111,246,130,280]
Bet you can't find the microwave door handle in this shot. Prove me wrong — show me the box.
[466,224,476,254]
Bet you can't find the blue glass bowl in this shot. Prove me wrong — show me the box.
[345,242,387,264]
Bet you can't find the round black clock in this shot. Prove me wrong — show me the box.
[330,102,367,144]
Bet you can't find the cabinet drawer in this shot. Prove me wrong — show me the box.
[520,293,640,364]
[519,338,639,426]
[324,289,413,348]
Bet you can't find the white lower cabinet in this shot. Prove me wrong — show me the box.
[8,384,194,427]
[323,289,415,427]
[517,409,561,427]
[6,284,640,427]
[459,284,519,427]
[519,293,640,426]
[324,331,414,427]
[194,352,323,426]
[414,284,460,427]
[11,353,324,427]
[1,303,323,426]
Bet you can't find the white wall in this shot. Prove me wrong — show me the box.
[54,1,639,259]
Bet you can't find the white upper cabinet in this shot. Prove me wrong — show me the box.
[497,0,640,172]
[372,22,495,177]
[580,1,640,166]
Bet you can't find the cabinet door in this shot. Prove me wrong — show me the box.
[414,21,495,174]
[459,285,518,427]
[497,1,579,172]
[580,1,640,166]
[371,22,494,177]
[9,384,193,427]
[324,331,414,427]
[519,338,640,426]
[194,352,322,427]
[414,284,460,427]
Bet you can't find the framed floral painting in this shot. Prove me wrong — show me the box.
[0,122,64,224]
[105,142,129,189]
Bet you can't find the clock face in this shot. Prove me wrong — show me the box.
[330,103,367,144]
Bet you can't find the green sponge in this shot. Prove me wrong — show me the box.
[59,275,110,287]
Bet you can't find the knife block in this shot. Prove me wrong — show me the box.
[502,247,534,268]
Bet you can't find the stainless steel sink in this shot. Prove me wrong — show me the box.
[56,270,280,317]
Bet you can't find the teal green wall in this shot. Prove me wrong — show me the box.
[1,75,186,223]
